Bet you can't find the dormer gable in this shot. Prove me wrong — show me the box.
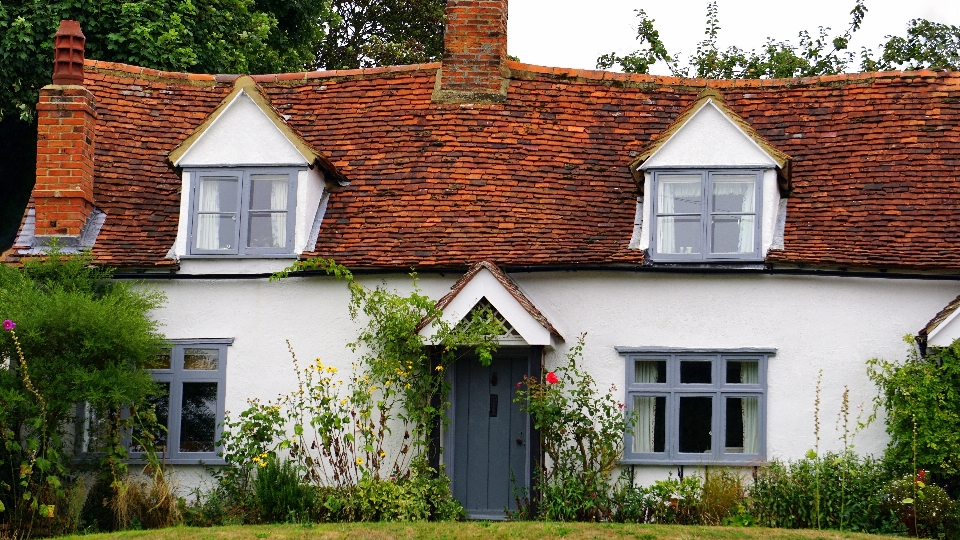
[167,77,342,262]
[628,89,792,264]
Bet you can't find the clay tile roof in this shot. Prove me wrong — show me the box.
[10,59,960,272]
[424,261,563,340]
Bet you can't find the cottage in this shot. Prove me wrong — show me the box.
[8,0,960,519]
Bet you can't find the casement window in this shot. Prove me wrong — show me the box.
[617,348,772,465]
[650,170,762,261]
[189,168,297,256]
[129,339,231,463]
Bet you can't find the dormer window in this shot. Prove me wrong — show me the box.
[190,168,298,255]
[651,170,761,261]
[629,89,792,265]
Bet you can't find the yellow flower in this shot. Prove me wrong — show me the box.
[340,398,348,405]
[327,366,338,374]
[356,457,364,465]
[405,384,411,389]
[435,365,443,371]
[378,450,386,458]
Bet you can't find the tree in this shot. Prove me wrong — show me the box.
[598,0,960,78]
[316,0,444,70]
[0,248,166,531]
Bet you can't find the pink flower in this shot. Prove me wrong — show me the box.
[2,320,14,331]
[516,382,522,389]
[618,403,625,410]
[545,372,559,385]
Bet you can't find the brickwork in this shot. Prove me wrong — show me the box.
[441,0,507,95]
[34,86,96,237]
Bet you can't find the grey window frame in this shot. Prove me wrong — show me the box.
[648,169,763,262]
[617,347,773,465]
[187,167,299,257]
[129,338,233,464]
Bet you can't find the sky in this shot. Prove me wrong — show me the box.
[508,0,960,74]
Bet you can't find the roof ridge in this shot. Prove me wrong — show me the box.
[83,59,442,84]
[503,59,958,88]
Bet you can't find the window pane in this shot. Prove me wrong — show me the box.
[131,382,169,453]
[679,396,712,453]
[250,175,288,210]
[633,395,666,453]
[144,348,172,370]
[680,361,711,384]
[726,397,759,454]
[180,382,217,452]
[247,213,287,248]
[726,361,759,384]
[711,215,755,254]
[658,176,702,213]
[712,176,756,213]
[195,214,236,250]
[81,404,110,453]
[183,349,219,371]
[198,177,238,213]
[657,216,701,254]
[635,360,667,384]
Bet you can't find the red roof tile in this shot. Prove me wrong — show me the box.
[11,59,960,271]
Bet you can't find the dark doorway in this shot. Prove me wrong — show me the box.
[446,348,532,520]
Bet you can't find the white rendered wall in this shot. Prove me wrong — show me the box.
[145,271,958,490]
[175,92,308,167]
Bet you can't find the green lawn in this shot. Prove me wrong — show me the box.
[58,522,905,540]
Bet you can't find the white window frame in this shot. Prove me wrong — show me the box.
[648,169,763,262]
[187,167,298,256]
[617,347,773,465]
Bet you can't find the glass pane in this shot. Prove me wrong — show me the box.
[250,175,288,210]
[131,382,169,453]
[711,216,755,254]
[247,213,287,248]
[657,175,702,213]
[81,404,110,453]
[635,360,667,384]
[680,361,712,384]
[679,396,713,453]
[180,382,217,452]
[144,348,172,370]
[726,397,759,454]
[183,349,219,370]
[657,216,701,254]
[198,177,238,213]
[712,176,756,213]
[633,395,666,453]
[726,361,760,384]
[195,214,236,250]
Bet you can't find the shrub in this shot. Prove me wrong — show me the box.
[253,455,315,523]
[868,338,960,495]
[751,451,898,533]
[885,472,959,539]
[613,474,701,524]
[516,335,631,521]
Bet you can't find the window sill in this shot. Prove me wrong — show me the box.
[620,457,764,466]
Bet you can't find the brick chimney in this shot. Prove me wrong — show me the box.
[433,0,508,104]
[33,20,97,243]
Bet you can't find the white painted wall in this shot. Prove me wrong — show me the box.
[144,270,958,490]
[175,92,309,168]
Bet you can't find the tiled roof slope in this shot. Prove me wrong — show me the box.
[16,60,960,270]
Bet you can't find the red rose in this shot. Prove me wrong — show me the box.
[545,372,559,385]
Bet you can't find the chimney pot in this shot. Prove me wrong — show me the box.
[53,20,85,85]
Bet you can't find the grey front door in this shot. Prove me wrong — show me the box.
[448,348,530,520]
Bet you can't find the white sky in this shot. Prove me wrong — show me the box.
[508,0,960,74]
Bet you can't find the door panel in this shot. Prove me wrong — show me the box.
[450,349,529,519]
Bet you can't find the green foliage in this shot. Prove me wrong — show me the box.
[0,248,167,534]
[317,0,444,70]
[0,0,334,123]
[253,455,315,523]
[885,472,959,538]
[515,335,630,521]
[613,474,702,524]
[751,451,898,533]
[598,0,960,79]
[867,339,960,493]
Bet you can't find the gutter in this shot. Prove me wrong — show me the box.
[112,264,960,281]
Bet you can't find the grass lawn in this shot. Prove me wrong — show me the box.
[58,522,905,540]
